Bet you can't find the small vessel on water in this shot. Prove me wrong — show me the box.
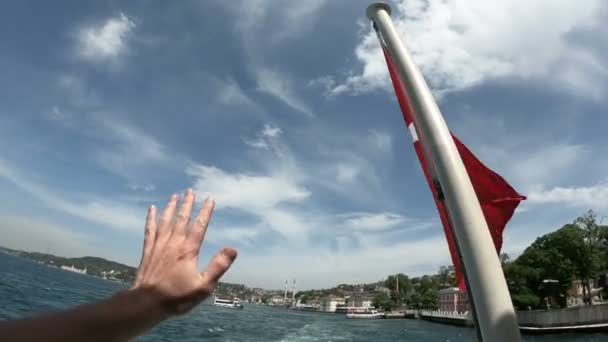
[346,308,385,319]
[213,297,244,309]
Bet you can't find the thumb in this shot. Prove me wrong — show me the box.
[200,247,238,286]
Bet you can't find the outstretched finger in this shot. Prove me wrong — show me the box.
[171,189,195,240]
[200,247,238,286]
[186,196,215,253]
[155,194,179,247]
[136,205,157,282]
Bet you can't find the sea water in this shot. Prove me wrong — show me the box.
[1,253,605,341]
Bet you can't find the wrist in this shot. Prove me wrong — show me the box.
[120,286,173,323]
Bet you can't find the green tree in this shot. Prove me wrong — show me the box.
[438,265,457,287]
[408,275,439,309]
[505,223,587,309]
[372,292,393,311]
[574,210,604,304]
[511,293,540,309]
[385,273,411,305]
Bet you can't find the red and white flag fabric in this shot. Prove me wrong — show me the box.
[380,40,525,290]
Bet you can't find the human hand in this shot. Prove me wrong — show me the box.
[132,189,237,316]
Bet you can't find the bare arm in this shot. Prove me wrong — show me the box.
[0,189,237,342]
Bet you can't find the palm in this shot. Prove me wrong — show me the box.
[133,190,237,312]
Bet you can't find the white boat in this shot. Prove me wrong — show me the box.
[346,308,385,319]
[213,297,244,309]
[60,265,87,274]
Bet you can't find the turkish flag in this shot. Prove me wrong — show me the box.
[381,45,525,290]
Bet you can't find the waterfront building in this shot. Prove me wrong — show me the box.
[439,287,469,313]
[320,295,346,312]
[345,295,374,309]
[567,279,604,307]
[270,296,286,306]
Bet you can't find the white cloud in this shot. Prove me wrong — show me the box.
[187,165,309,211]
[527,184,608,211]
[127,183,156,192]
[333,0,606,98]
[186,124,397,243]
[76,13,135,62]
[341,212,407,232]
[244,124,282,150]
[227,234,449,289]
[0,158,144,233]
[255,68,314,117]
[186,164,311,238]
[261,124,282,138]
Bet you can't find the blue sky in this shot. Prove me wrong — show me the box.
[1,0,607,290]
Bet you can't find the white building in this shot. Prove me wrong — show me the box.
[270,296,285,305]
[346,295,374,309]
[320,296,346,312]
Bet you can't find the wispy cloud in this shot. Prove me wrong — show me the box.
[127,183,156,192]
[215,78,260,110]
[367,130,392,154]
[244,124,283,150]
[255,68,314,117]
[225,1,321,118]
[76,13,136,63]
[57,73,101,108]
[94,116,171,182]
[270,0,328,42]
[45,109,174,187]
[0,158,144,233]
[341,212,407,232]
[229,0,327,42]
[45,106,71,122]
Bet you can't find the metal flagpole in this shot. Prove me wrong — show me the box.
[366,3,521,341]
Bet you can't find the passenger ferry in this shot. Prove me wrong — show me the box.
[345,308,385,319]
[213,297,244,309]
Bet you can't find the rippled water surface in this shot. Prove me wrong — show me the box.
[1,253,605,341]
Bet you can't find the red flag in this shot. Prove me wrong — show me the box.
[381,44,525,290]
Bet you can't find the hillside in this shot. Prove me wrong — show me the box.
[0,247,137,283]
[0,246,258,297]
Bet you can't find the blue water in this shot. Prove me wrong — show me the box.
[1,253,605,341]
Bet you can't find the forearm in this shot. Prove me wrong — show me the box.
[0,287,168,342]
